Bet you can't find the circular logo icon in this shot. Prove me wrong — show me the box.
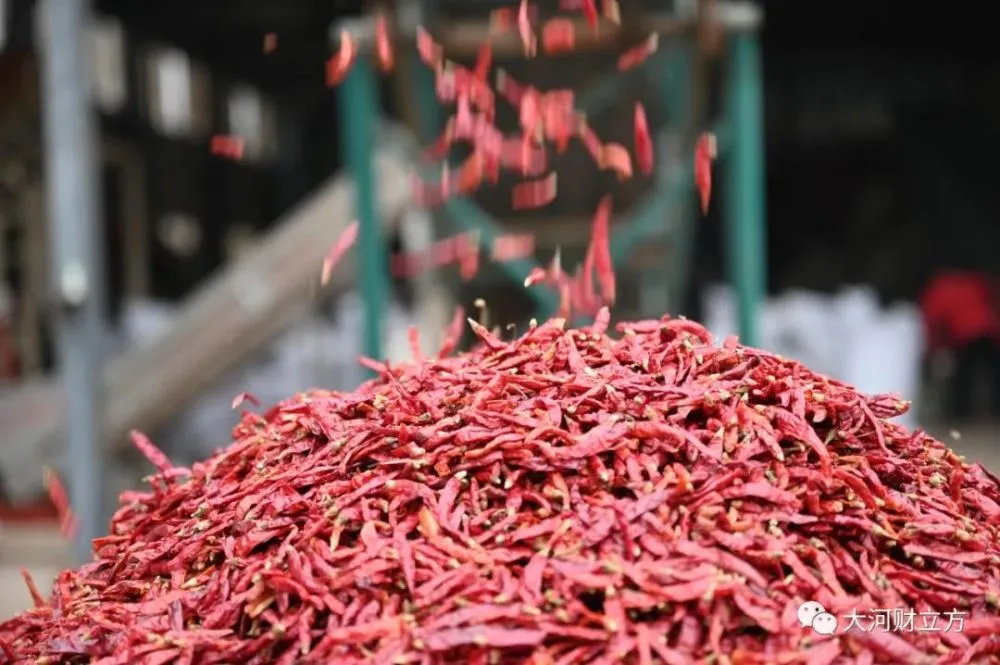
[797,601,826,628]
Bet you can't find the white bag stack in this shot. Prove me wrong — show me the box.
[702,284,923,428]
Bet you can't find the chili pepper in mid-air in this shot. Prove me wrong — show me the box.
[542,19,576,55]
[210,135,244,161]
[581,0,599,33]
[491,233,535,263]
[634,102,654,176]
[416,26,443,69]
[43,467,76,539]
[375,14,394,73]
[602,0,621,24]
[390,233,534,280]
[263,33,277,53]
[512,172,558,210]
[129,430,175,477]
[599,142,633,180]
[518,0,537,58]
[618,33,658,71]
[230,392,261,410]
[695,131,717,215]
[457,232,481,281]
[590,195,615,304]
[326,29,357,86]
[321,220,359,285]
[490,5,539,33]
[473,41,493,83]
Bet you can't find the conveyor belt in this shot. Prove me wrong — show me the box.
[0,136,412,503]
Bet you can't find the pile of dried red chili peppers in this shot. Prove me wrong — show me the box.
[8,7,1000,665]
[5,311,1000,663]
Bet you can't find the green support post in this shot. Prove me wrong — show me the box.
[338,56,389,369]
[723,31,766,348]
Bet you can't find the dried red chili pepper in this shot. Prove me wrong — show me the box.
[618,33,658,71]
[518,0,537,58]
[602,0,621,24]
[581,0,599,33]
[416,26,443,69]
[458,232,481,281]
[491,233,535,263]
[375,14,394,73]
[326,29,357,86]
[43,467,76,539]
[7,17,1000,665]
[210,135,245,161]
[473,41,492,83]
[695,131,717,215]
[263,32,277,54]
[321,220,359,285]
[541,19,575,55]
[590,195,615,304]
[599,142,633,180]
[490,5,539,33]
[634,102,654,176]
[230,391,260,410]
[512,172,558,210]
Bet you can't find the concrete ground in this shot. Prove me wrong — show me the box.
[0,422,997,621]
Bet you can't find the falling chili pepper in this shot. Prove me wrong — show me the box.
[602,0,621,24]
[581,0,599,33]
[375,14,394,73]
[263,33,277,53]
[599,142,633,180]
[634,102,654,176]
[695,131,717,215]
[473,41,493,83]
[42,467,76,539]
[512,172,558,210]
[326,29,357,86]
[458,232,481,281]
[388,233,532,279]
[210,135,245,161]
[491,233,535,263]
[490,5,539,33]
[618,33,658,71]
[590,194,615,304]
[416,26,443,69]
[231,392,261,410]
[518,0,537,58]
[321,220,360,285]
[541,19,576,55]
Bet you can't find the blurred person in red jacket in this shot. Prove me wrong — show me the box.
[920,271,1000,420]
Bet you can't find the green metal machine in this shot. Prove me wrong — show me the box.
[333,1,765,364]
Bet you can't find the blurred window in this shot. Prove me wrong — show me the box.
[86,16,126,112]
[145,46,211,138]
[226,85,277,163]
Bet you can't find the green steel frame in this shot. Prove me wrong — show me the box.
[334,4,765,363]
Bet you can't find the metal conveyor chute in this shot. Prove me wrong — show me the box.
[0,134,413,502]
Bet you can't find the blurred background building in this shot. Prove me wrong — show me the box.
[0,0,997,612]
